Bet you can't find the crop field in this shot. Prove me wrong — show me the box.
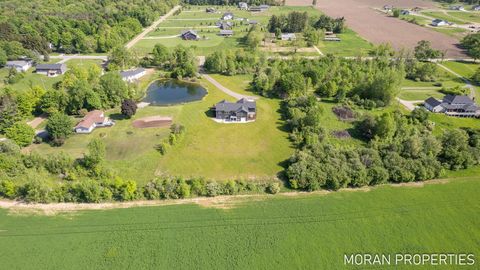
[0,172,478,269]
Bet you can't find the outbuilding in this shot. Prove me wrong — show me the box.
[120,68,146,82]
[35,63,67,77]
[5,60,33,72]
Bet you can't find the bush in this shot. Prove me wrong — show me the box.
[46,113,74,146]
[266,182,281,194]
[5,122,35,147]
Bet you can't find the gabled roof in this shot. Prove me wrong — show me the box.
[181,30,199,39]
[443,95,474,105]
[75,110,105,129]
[120,68,145,78]
[6,60,32,67]
[36,63,66,70]
[432,19,448,24]
[215,99,256,113]
[425,97,441,107]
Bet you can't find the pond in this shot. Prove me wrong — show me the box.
[142,80,207,106]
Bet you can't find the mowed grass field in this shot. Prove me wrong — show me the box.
[133,5,372,57]
[0,172,478,269]
[29,74,292,183]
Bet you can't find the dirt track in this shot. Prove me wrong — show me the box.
[287,0,467,58]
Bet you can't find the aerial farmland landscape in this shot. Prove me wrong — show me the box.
[0,0,479,269]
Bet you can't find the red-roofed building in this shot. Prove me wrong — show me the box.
[74,110,115,133]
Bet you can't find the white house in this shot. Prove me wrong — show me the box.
[5,60,33,72]
[36,63,67,77]
[120,68,146,82]
[431,19,449,27]
[221,12,234,20]
[75,110,115,133]
[473,5,480,11]
[281,33,296,41]
[450,5,465,11]
[238,2,248,10]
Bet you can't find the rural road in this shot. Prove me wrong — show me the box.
[125,5,182,49]
[437,62,476,99]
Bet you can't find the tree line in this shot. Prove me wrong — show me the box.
[0,0,179,58]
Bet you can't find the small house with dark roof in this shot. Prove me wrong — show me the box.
[180,30,200,40]
[36,63,67,77]
[249,5,269,12]
[206,7,216,13]
[473,5,480,11]
[214,99,256,122]
[221,12,234,20]
[218,21,233,30]
[75,110,115,133]
[424,95,480,117]
[431,19,449,27]
[120,68,146,82]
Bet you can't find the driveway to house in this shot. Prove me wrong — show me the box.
[27,115,47,129]
[396,98,423,111]
[437,62,476,100]
[125,5,182,49]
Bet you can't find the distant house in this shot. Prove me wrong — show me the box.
[5,60,33,72]
[215,99,256,122]
[74,110,115,134]
[431,19,449,26]
[218,21,233,30]
[206,7,216,13]
[238,2,248,10]
[180,30,200,40]
[400,10,410,15]
[450,5,465,11]
[120,68,146,82]
[383,5,393,11]
[221,12,234,20]
[473,5,480,11]
[281,33,296,41]
[424,95,480,117]
[249,5,269,12]
[249,20,258,25]
[35,63,67,77]
[219,30,234,36]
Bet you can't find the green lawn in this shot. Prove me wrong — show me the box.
[446,11,480,23]
[0,67,64,93]
[429,113,480,136]
[422,11,469,24]
[398,88,444,100]
[29,74,293,183]
[442,61,479,79]
[317,29,373,57]
[0,173,478,269]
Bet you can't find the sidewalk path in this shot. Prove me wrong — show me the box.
[396,98,423,111]
[125,5,182,49]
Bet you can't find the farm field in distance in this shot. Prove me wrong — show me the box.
[0,171,478,270]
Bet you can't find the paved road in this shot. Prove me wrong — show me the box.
[202,73,259,100]
[125,5,182,49]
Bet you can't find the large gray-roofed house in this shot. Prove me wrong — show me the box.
[424,95,480,117]
[215,98,256,122]
[36,63,67,77]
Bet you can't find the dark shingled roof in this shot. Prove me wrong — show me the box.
[425,97,441,107]
[442,94,474,105]
[36,63,66,70]
[215,98,256,113]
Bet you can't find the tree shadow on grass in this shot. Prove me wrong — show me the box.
[109,113,128,121]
